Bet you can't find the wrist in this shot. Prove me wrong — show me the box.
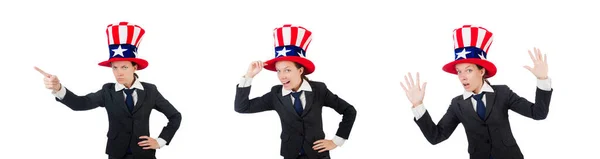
[412,101,423,108]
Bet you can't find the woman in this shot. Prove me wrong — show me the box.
[400,25,552,159]
[234,24,357,159]
[35,22,182,159]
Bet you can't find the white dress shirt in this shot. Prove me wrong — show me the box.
[413,78,553,120]
[52,78,167,149]
[238,77,347,147]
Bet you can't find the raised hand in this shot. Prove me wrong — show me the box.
[400,72,427,108]
[245,61,267,78]
[524,47,549,80]
[34,66,61,92]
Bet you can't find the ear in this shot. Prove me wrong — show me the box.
[298,67,304,74]
[481,68,486,77]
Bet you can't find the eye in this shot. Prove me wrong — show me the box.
[457,70,461,74]
[285,69,291,72]
[466,69,473,73]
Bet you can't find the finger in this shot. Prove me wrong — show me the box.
[527,50,536,62]
[263,62,268,66]
[312,143,323,149]
[143,146,154,150]
[523,66,533,72]
[138,143,150,147]
[544,54,548,64]
[34,66,52,77]
[407,72,415,87]
[318,147,329,153]
[422,82,427,94]
[416,72,421,90]
[138,140,150,144]
[400,82,409,93]
[313,140,324,145]
[139,136,149,139]
[535,48,542,62]
[404,75,412,89]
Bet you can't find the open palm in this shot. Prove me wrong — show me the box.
[400,72,427,108]
[524,47,549,80]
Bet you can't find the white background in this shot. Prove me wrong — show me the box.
[1,0,598,158]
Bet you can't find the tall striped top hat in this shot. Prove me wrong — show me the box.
[442,25,497,77]
[98,22,149,70]
[264,24,315,74]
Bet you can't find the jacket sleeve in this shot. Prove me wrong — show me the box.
[506,85,553,120]
[153,86,182,145]
[55,84,107,111]
[322,83,357,140]
[414,101,461,145]
[234,85,275,113]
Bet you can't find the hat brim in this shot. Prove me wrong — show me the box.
[264,56,315,75]
[442,59,497,78]
[98,58,149,70]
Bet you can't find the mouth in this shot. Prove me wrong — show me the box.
[282,81,291,85]
[463,83,470,87]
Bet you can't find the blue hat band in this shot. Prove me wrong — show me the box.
[109,44,138,59]
[454,46,487,60]
[274,45,306,58]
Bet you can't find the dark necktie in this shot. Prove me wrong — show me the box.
[290,91,305,155]
[472,93,486,120]
[291,91,304,116]
[124,88,135,113]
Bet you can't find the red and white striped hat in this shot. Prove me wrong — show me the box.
[442,25,497,77]
[264,24,315,74]
[98,22,149,70]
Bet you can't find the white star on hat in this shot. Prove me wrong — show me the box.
[133,50,138,57]
[478,53,486,60]
[112,45,128,57]
[276,47,290,57]
[455,48,471,60]
[297,50,305,58]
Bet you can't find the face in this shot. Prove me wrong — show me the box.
[456,63,485,93]
[111,61,137,87]
[275,60,304,91]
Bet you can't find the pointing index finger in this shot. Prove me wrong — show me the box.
[34,66,51,77]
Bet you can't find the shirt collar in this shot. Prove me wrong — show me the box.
[463,82,494,99]
[282,79,312,96]
[115,77,144,91]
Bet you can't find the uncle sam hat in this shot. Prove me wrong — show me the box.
[98,22,149,70]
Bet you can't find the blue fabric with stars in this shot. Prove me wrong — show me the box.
[454,46,487,60]
[274,45,306,58]
[108,44,138,59]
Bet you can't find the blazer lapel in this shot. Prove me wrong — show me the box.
[111,89,130,114]
[459,97,483,123]
[484,92,496,121]
[278,93,300,118]
[301,91,315,117]
[132,89,146,114]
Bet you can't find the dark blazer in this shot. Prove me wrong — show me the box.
[55,82,182,159]
[414,85,552,159]
[235,80,357,159]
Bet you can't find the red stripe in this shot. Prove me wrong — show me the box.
[470,27,478,46]
[299,29,311,48]
[106,29,110,44]
[276,28,284,46]
[480,31,492,51]
[455,28,464,48]
[111,26,120,45]
[134,27,145,47]
[485,40,493,53]
[290,27,298,45]
[304,39,312,52]
[126,26,134,44]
